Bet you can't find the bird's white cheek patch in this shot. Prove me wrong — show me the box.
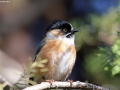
[58,36,75,46]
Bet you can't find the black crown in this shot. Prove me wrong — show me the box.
[45,20,72,32]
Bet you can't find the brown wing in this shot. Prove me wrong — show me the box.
[33,39,45,62]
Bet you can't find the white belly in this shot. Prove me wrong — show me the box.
[52,51,75,80]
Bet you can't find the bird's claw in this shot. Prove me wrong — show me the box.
[46,79,54,86]
[67,79,73,86]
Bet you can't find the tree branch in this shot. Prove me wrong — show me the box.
[23,81,110,90]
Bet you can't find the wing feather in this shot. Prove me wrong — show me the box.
[33,39,45,62]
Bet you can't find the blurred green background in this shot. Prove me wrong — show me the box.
[0,0,120,90]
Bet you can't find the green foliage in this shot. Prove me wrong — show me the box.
[97,38,120,77]
[70,7,120,51]
[70,5,120,88]
[115,11,120,22]
[95,7,120,77]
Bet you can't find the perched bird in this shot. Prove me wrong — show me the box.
[32,20,78,83]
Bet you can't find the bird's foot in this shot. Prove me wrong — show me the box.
[46,79,54,86]
[67,79,73,86]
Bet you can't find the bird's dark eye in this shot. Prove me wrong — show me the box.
[63,29,67,32]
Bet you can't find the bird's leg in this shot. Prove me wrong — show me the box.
[64,80,73,90]
[45,79,54,86]
[67,79,73,86]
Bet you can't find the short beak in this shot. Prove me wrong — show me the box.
[66,29,78,38]
[72,29,78,34]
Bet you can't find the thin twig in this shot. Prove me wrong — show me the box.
[23,81,110,90]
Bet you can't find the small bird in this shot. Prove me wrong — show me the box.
[32,20,78,83]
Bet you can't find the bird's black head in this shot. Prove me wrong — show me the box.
[46,20,72,33]
[45,20,78,38]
